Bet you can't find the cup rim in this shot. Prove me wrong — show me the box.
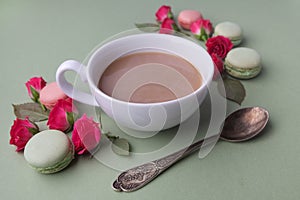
[86,33,214,106]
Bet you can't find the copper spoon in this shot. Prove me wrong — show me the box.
[112,107,269,192]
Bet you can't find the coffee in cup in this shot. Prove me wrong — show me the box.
[98,51,202,103]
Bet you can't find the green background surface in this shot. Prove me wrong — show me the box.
[1,0,299,199]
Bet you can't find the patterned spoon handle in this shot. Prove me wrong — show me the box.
[112,134,219,192]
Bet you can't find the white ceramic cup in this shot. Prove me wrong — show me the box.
[56,33,214,132]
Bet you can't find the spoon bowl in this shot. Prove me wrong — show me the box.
[220,107,269,142]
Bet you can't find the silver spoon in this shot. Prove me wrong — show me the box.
[112,107,269,192]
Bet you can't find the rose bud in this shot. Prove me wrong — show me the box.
[47,98,78,132]
[206,35,233,59]
[190,18,213,41]
[25,77,47,103]
[155,5,173,22]
[72,114,101,155]
[159,18,179,34]
[9,117,39,152]
[211,53,224,80]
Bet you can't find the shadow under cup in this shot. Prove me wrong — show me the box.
[57,33,214,132]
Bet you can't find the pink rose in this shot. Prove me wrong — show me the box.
[206,36,233,59]
[190,18,213,41]
[159,18,178,34]
[47,98,78,132]
[72,114,101,155]
[155,5,173,22]
[9,117,39,152]
[211,53,224,80]
[25,77,47,102]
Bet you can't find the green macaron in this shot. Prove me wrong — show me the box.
[214,21,243,46]
[224,47,262,79]
[24,130,74,174]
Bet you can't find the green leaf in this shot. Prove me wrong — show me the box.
[135,23,159,28]
[104,133,131,156]
[112,138,130,156]
[135,23,160,32]
[199,28,208,42]
[167,11,174,19]
[39,101,47,112]
[64,112,76,133]
[30,86,39,102]
[66,112,75,126]
[96,108,110,134]
[172,23,180,32]
[28,127,39,135]
[218,76,246,105]
[13,102,49,122]
[105,133,119,142]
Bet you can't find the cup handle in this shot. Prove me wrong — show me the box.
[56,60,97,106]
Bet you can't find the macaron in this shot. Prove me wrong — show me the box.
[178,10,202,30]
[39,82,68,109]
[24,130,74,174]
[214,21,243,46]
[224,47,262,79]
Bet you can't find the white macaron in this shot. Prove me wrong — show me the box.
[224,47,262,79]
[214,21,243,46]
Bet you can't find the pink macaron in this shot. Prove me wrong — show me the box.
[39,82,68,110]
[178,10,203,30]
